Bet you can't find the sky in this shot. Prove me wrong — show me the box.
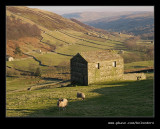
[28,6,154,15]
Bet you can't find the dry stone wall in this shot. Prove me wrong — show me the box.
[123,73,146,81]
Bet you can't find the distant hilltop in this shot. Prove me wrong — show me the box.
[63,11,154,39]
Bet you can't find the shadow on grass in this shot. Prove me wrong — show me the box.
[10,79,153,117]
[42,77,63,82]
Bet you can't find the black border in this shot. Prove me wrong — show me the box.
[1,0,159,128]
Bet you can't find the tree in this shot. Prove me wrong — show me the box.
[14,45,22,56]
[124,36,140,50]
[146,46,154,59]
[34,67,41,77]
[28,63,36,76]
[124,39,137,50]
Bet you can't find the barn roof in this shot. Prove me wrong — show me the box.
[78,50,123,63]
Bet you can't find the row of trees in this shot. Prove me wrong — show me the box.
[7,67,41,77]
[140,33,154,40]
[123,37,154,63]
[6,15,41,40]
[124,37,140,51]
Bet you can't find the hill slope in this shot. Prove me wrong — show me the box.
[6,6,89,58]
[85,12,154,39]
[70,18,109,34]
[62,11,136,22]
[7,6,130,59]
[63,11,154,39]
[6,6,87,32]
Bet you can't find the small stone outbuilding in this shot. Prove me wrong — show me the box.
[6,55,14,61]
[70,50,146,85]
[36,49,42,54]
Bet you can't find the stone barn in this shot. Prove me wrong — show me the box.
[70,50,146,85]
[70,50,124,85]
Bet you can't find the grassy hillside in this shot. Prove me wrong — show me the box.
[62,11,154,39]
[7,6,154,61]
[6,6,154,74]
[6,6,154,117]
[62,11,137,22]
[85,12,154,39]
[6,6,87,32]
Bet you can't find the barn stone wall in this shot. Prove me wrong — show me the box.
[70,54,88,85]
[88,58,124,85]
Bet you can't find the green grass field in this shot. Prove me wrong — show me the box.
[6,73,154,117]
[124,60,154,70]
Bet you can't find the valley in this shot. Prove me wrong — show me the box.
[63,11,154,39]
[6,6,154,117]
